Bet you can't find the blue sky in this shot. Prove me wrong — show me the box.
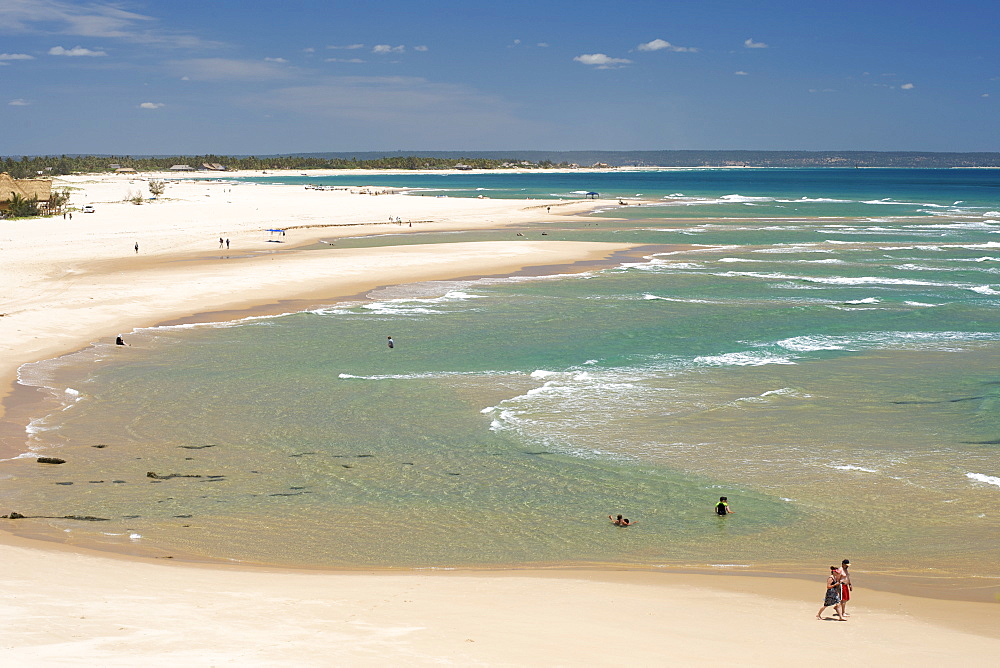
[1,0,997,155]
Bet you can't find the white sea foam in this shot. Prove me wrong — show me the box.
[715,270,949,287]
[969,285,1000,295]
[339,370,509,381]
[833,464,877,473]
[966,472,1000,488]
[642,294,716,303]
[776,330,1000,353]
[776,336,849,352]
[843,297,880,304]
[693,351,796,366]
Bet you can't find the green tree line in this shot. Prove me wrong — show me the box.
[0,154,566,178]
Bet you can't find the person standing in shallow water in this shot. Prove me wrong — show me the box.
[714,496,734,515]
[387,336,394,349]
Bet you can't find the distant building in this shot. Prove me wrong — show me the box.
[454,163,473,170]
[0,172,52,212]
[115,167,137,174]
[169,164,196,171]
[591,162,610,168]
[198,163,228,171]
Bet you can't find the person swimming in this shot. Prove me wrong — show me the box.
[609,514,634,526]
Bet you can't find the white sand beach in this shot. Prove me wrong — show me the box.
[1,172,998,665]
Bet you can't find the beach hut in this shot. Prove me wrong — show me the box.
[0,173,52,212]
[585,191,599,199]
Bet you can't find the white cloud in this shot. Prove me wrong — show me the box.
[325,58,365,63]
[983,93,990,98]
[264,57,288,63]
[636,38,697,53]
[8,98,30,106]
[744,38,768,49]
[1,1,216,49]
[166,58,295,81]
[574,53,632,68]
[373,44,405,54]
[328,44,365,50]
[414,45,429,52]
[734,70,749,76]
[49,45,107,57]
[900,83,915,90]
[139,102,164,109]
[0,53,35,60]
[537,42,550,48]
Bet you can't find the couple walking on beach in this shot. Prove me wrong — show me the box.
[817,559,852,620]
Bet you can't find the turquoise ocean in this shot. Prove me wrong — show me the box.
[4,169,999,596]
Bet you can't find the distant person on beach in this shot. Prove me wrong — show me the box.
[226,238,230,249]
[816,566,844,620]
[839,559,853,616]
[219,237,224,248]
[134,242,139,254]
[115,335,129,346]
[387,336,394,349]
[715,497,734,515]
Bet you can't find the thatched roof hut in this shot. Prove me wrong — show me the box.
[0,173,52,210]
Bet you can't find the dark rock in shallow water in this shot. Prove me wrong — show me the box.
[55,481,74,485]
[179,444,216,450]
[147,471,203,480]
[37,457,66,464]
[4,512,25,519]
[112,480,126,484]
[63,515,110,521]
[92,444,107,448]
